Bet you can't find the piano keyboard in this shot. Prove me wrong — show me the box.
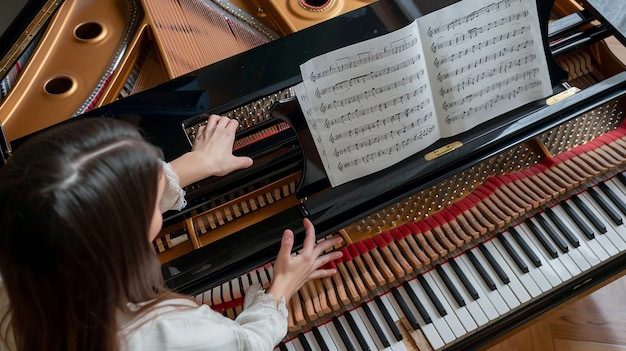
[195,125,626,350]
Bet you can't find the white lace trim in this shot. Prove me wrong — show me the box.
[159,161,187,212]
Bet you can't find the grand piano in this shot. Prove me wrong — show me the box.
[2,0,626,350]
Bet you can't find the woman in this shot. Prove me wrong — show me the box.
[0,115,342,351]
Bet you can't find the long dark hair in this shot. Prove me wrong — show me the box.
[0,118,172,351]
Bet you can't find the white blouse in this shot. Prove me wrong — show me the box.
[0,162,289,350]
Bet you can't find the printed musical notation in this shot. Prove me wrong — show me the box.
[295,0,552,187]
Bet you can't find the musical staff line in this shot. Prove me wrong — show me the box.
[430,10,530,52]
[444,80,543,124]
[327,99,432,144]
[319,71,426,114]
[314,54,421,99]
[336,123,436,171]
[439,61,537,97]
[427,0,522,37]
[309,35,419,82]
[437,53,536,83]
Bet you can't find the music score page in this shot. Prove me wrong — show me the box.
[296,0,552,187]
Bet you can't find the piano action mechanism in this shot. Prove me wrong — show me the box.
[3,0,626,349]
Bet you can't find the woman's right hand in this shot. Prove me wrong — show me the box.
[267,218,343,305]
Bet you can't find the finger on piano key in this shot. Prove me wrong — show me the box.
[468,246,522,310]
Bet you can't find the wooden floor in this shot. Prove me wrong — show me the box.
[484,36,626,351]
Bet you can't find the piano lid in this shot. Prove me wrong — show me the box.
[0,0,62,77]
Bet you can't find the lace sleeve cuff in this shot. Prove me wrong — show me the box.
[159,161,187,213]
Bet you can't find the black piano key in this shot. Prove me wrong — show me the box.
[535,213,569,253]
[311,326,330,351]
[497,232,529,273]
[466,249,497,291]
[228,280,235,300]
[525,218,558,259]
[344,310,371,351]
[572,194,607,234]
[332,316,357,351]
[374,295,403,342]
[278,342,288,351]
[560,200,595,239]
[417,274,447,316]
[545,207,580,248]
[599,182,626,217]
[237,276,245,297]
[402,281,432,324]
[297,332,313,351]
[508,227,542,267]
[449,257,480,300]
[361,302,391,348]
[478,242,509,284]
[618,172,626,188]
[391,287,420,330]
[264,267,272,283]
[587,187,622,225]
[435,265,465,307]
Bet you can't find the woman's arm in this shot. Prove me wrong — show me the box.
[169,114,253,188]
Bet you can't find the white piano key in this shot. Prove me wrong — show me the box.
[395,283,445,349]
[405,279,456,345]
[540,213,593,273]
[316,323,341,351]
[489,238,545,297]
[492,234,553,293]
[505,228,561,288]
[302,330,323,351]
[221,281,232,302]
[578,192,626,251]
[438,262,489,327]
[423,271,477,335]
[454,255,502,320]
[352,308,384,350]
[563,198,620,257]
[481,241,532,303]
[232,277,242,300]
[468,246,522,310]
[516,222,573,281]
[551,204,607,264]
[608,176,626,196]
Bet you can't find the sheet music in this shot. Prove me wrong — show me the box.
[419,0,552,137]
[296,0,552,187]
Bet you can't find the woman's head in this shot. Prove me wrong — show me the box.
[0,118,167,351]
